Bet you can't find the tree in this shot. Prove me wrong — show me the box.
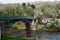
[22,3,26,9]
[31,4,35,9]
[28,3,30,6]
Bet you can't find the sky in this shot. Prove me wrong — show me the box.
[0,0,60,4]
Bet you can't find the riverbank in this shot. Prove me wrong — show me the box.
[30,29,60,32]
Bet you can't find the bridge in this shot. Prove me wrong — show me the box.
[0,16,36,32]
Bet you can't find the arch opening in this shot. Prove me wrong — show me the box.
[12,21,26,31]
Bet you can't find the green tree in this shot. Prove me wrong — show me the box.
[22,3,26,9]
[31,4,35,9]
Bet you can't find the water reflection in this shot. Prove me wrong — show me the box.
[9,30,60,40]
[26,31,31,37]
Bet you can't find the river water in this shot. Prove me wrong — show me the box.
[9,30,60,40]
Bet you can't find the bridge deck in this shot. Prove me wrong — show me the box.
[0,16,34,21]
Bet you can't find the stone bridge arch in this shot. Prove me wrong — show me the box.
[8,20,31,31]
[0,16,36,34]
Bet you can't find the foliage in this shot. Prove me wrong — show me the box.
[30,4,35,9]
[0,2,60,17]
[45,21,60,30]
[0,3,35,17]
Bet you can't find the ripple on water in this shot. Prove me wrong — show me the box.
[8,30,60,40]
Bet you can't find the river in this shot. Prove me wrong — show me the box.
[8,30,60,40]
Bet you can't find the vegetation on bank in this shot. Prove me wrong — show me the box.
[0,2,60,30]
[0,2,60,18]
[37,20,60,31]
